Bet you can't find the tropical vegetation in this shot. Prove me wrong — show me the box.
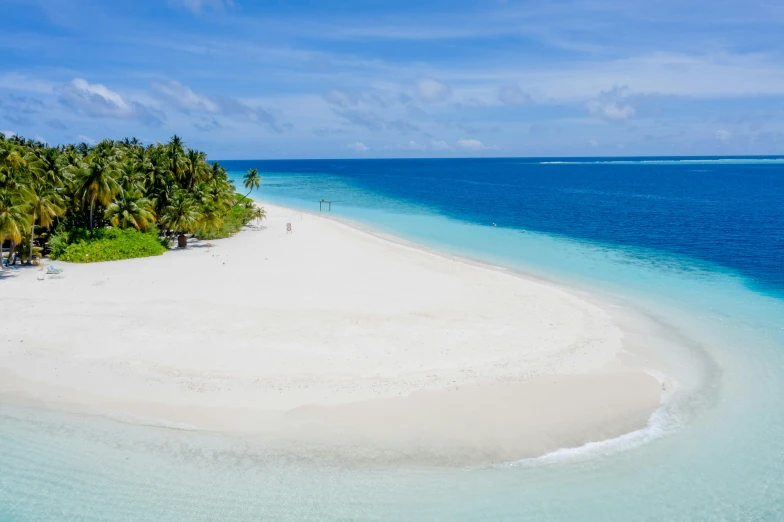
[0,132,263,265]
[49,227,168,263]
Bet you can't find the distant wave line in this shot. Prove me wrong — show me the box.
[538,158,784,166]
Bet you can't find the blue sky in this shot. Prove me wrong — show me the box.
[1,0,783,159]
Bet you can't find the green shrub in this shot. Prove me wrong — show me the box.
[50,226,169,263]
[195,194,256,240]
[48,230,70,258]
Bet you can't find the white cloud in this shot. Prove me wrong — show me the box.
[398,139,454,151]
[587,100,635,121]
[415,77,451,103]
[715,130,731,142]
[150,80,285,132]
[347,141,370,152]
[456,137,493,150]
[151,80,220,113]
[169,0,234,14]
[586,86,636,123]
[63,78,132,115]
[498,84,532,105]
[0,130,15,138]
[75,135,97,145]
[59,78,165,126]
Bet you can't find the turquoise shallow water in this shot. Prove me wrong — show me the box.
[2,159,784,520]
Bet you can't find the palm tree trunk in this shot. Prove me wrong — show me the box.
[27,221,35,265]
[8,239,16,266]
[89,196,96,232]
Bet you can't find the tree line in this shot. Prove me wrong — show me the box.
[0,133,263,264]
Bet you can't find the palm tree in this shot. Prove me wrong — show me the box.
[24,181,64,264]
[210,161,227,182]
[0,140,27,186]
[74,157,121,231]
[75,142,92,156]
[251,205,266,226]
[183,149,209,190]
[117,159,146,193]
[59,145,82,170]
[243,168,261,199]
[160,190,201,248]
[166,135,187,184]
[198,203,225,232]
[92,139,119,162]
[32,147,68,188]
[105,191,156,231]
[144,146,174,216]
[0,188,28,267]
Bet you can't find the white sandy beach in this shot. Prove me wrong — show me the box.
[0,203,661,465]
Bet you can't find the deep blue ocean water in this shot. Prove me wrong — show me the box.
[2,156,784,521]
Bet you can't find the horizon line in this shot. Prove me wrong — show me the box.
[212,154,784,162]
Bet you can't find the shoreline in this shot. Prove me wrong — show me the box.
[255,200,712,464]
[281,199,715,413]
[0,201,671,466]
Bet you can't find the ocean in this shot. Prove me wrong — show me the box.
[2,157,783,520]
